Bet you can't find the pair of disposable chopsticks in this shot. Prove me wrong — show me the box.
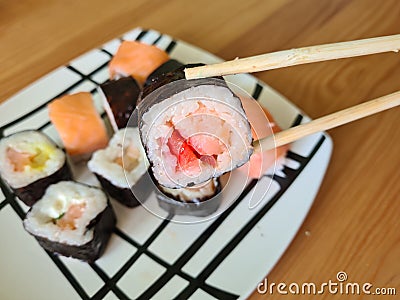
[184,35,400,152]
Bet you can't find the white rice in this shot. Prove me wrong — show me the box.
[0,131,65,188]
[141,84,253,188]
[23,181,107,246]
[88,128,148,188]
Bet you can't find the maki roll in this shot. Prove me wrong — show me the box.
[0,131,72,206]
[143,63,228,215]
[99,77,141,131]
[88,128,151,207]
[23,181,116,263]
[138,77,253,189]
[156,178,222,217]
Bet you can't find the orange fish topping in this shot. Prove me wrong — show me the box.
[109,41,169,84]
[56,203,86,230]
[48,92,109,156]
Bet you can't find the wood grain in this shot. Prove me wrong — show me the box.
[0,0,399,299]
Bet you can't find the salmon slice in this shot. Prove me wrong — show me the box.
[48,92,109,156]
[6,147,32,172]
[239,97,289,179]
[109,41,169,84]
[56,203,86,230]
[188,134,224,156]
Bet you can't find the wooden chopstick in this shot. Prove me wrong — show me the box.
[185,34,400,79]
[253,91,400,153]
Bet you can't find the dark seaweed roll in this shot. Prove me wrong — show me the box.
[23,181,116,263]
[141,63,205,100]
[143,59,184,89]
[156,178,222,217]
[0,130,72,206]
[99,77,141,131]
[88,128,151,207]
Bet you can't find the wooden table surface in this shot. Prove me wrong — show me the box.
[1,0,399,299]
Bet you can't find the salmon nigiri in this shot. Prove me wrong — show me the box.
[239,96,289,179]
[48,92,109,157]
[109,41,169,84]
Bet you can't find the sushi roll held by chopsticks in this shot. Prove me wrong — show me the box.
[139,78,253,189]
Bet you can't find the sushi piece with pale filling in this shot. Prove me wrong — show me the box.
[88,128,151,207]
[0,131,71,206]
[156,178,222,217]
[160,178,220,203]
[139,78,253,189]
[23,181,116,262]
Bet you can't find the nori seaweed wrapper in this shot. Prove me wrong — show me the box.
[141,63,210,100]
[94,170,153,208]
[147,169,222,217]
[99,77,141,129]
[31,203,116,263]
[13,161,72,207]
[156,178,222,217]
[143,59,184,88]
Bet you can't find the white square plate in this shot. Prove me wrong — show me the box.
[0,28,332,300]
